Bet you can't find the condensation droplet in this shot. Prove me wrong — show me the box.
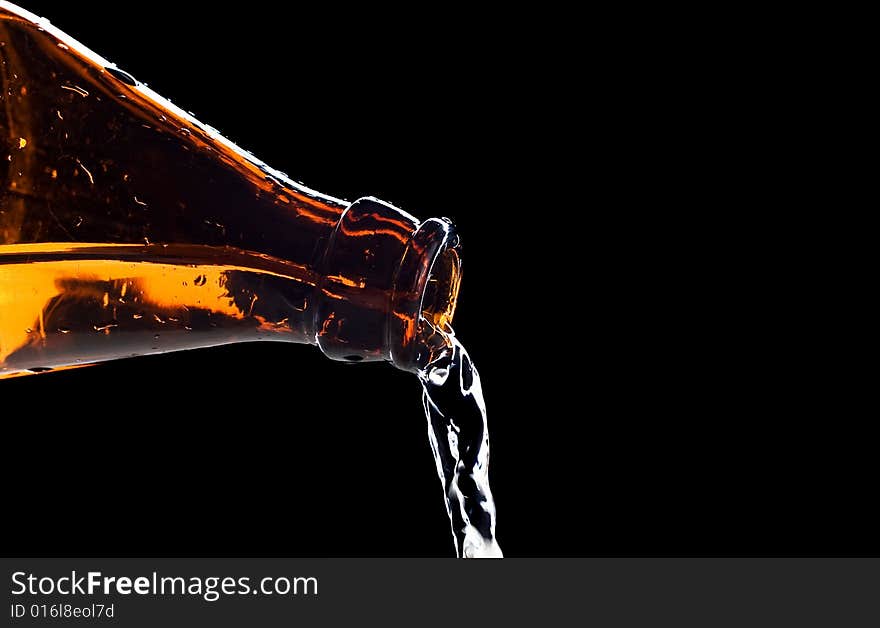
[105,67,137,86]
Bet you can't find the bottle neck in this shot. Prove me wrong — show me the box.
[313,197,460,372]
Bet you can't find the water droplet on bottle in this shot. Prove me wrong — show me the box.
[58,326,71,334]
[105,66,137,86]
[194,274,206,286]
[153,334,160,340]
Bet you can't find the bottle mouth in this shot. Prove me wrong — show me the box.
[314,196,461,370]
[420,241,461,332]
[389,218,461,371]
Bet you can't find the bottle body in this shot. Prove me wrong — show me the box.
[0,2,460,377]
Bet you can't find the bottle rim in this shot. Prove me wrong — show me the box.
[388,217,461,371]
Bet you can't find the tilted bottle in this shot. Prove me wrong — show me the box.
[0,2,462,378]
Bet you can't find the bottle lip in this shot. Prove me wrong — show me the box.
[388,217,461,371]
[313,196,461,370]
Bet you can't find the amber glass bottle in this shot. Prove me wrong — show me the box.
[0,2,461,378]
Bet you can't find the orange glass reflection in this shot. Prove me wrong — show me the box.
[0,243,314,376]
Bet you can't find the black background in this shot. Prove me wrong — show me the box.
[3,2,874,557]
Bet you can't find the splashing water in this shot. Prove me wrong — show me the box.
[417,324,502,558]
